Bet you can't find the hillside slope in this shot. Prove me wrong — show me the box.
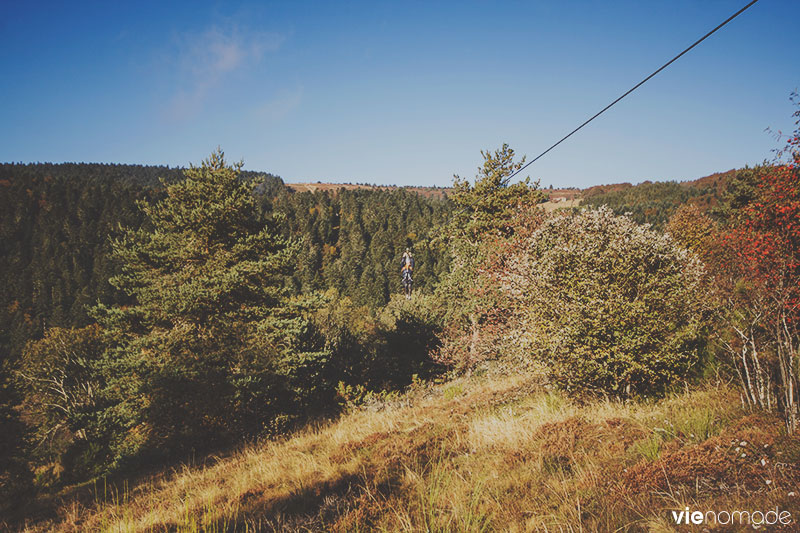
[286,182,451,199]
[20,371,799,532]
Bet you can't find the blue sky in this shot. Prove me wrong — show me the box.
[1,1,797,188]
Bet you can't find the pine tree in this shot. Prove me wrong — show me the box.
[450,143,545,239]
[437,145,545,364]
[93,149,309,465]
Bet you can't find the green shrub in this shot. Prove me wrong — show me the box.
[632,433,663,462]
[670,405,720,443]
[503,207,708,398]
[335,381,400,410]
[443,384,464,401]
[316,292,444,393]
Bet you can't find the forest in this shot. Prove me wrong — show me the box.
[1,98,799,530]
[0,159,451,497]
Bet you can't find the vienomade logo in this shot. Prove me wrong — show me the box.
[671,506,793,527]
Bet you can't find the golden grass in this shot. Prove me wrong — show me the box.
[539,198,581,212]
[22,374,800,532]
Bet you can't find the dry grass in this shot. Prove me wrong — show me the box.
[18,374,800,532]
[539,198,581,212]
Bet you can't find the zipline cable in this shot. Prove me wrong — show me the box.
[502,0,761,185]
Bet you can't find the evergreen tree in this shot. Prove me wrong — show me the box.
[92,149,314,466]
[437,145,544,365]
[450,143,545,239]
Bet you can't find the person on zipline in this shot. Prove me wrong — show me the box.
[401,248,414,299]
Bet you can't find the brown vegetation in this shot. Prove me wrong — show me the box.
[16,372,800,532]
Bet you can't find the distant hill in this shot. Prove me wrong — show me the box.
[578,169,739,228]
[286,168,737,203]
[286,182,451,199]
[683,168,737,193]
[284,169,739,220]
[286,183,588,202]
[583,169,735,198]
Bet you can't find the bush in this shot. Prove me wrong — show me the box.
[376,294,445,385]
[18,325,107,480]
[314,291,444,393]
[502,207,708,398]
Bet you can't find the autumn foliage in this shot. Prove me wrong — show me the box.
[667,97,800,433]
[715,162,800,433]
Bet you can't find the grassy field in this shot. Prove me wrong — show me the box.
[17,371,800,532]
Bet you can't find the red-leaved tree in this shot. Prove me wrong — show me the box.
[711,96,800,432]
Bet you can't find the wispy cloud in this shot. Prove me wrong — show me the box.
[165,25,283,120]
[256,86,304,122]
